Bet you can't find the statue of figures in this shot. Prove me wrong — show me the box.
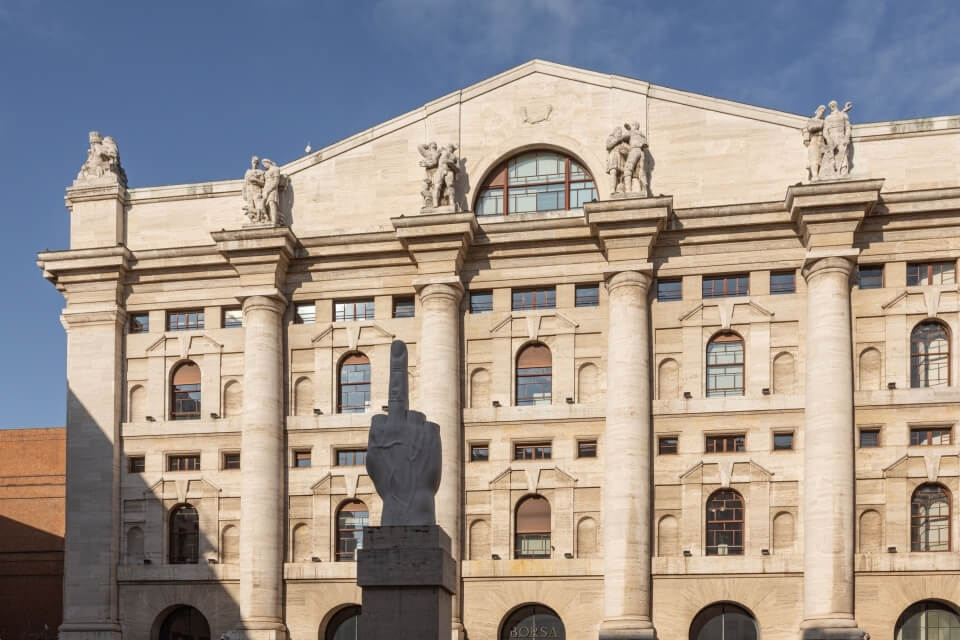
[75,131,127,186]
[261,159,283,224]
[242,155,264,222]
[802,105,827,181]
[417,142,441,207]
[823,100,853,178]
[432,143,459,208]
[622,121,650,196]
[240,156,286,224]
[366,340,442,526]
[605,126,630,194]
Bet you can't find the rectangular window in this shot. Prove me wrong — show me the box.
[166,310,204,331]
[293,450,312,468]
[773,432,794,451]
[129,313,149,334]
[469,290,493,313]
[293,303,316,324]
[907,261,956,286]
[705,435,746,453]
[910,427,952,446]
[167,454,200,472]
[128,456,145,473]
[657,278,682,301]
[577,440,597,458]
[512,288,556,311]
[574,284,599,308]
[392,296,415,318]
[702,274,749,299]
[222,307,243,328]
[859,429,880,448]
[222,452,241,470]
[658,437,678,455]
[858,265,883,289]
[770,271,796,295]
[334,299,375,322]
[470,444,489,462]
[336,449,367,466]
[514,442,552,460]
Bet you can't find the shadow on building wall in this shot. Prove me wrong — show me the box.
[0,516,63,640]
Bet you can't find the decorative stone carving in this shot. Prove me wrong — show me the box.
[803,100,853,181]
[75,131,127,186]
[241,156,286,225]
[606,122,650,196]
[521,104,553,125]
[366,340,441,526]
[417,142,459,209]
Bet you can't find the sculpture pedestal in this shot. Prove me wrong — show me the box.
[357,525,456,640]
[801,627,865,640]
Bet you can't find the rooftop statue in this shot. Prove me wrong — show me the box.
[366,340,442,526]
[417,142,459,209]
[802,100,853,181]
[75,131,127,186]
[606,122,650,196]
[241,156,286,225]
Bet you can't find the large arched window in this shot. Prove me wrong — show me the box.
[706,334,744,397]
[170,361,201,420]
[336,500,369,562]
[158,605,210,640]
[326,605,361,640]
[516,343,552,406]
[338,353,371,414]
[911,483,951,552]
[689,602,757,640]
[500,604,565,640]
[476,150,597,217]
[911,321,950,388]
[706,489,744,556]
[896,601,960,640]
[515,495,551,559]
[169,504,199,564]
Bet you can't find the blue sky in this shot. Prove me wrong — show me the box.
[1,1,958,428]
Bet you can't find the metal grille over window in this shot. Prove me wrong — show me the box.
[705,489,744,555]
[516,343,552,406]
[706,334,744,397]
[910,321,950,388]
[170,362,201,420]
[475,150,597,216]
[339,354,371,413]
[334,299,375,322]
[169,504,199,564]
[336,501,369,562]
[515,495,551,559]
[911,484,951,552]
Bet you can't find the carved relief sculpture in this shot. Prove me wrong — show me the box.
[605,122,650,196]
[75,131,127,186]
[366,340,442,526]
[417,142,459,209]
[803,100,853,181]
[241,156,286,224]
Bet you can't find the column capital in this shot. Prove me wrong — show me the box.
[414,276,464,304]
[604,267,653,294]
[801,250,858,282]
[392,211,478,277]
[241,294,287,315]
[213,226,298,292]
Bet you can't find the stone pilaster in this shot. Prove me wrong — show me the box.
[599,269,656,640]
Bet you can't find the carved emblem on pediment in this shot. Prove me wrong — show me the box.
[521,104,553,125]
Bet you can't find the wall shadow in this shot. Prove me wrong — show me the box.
[0,516,62,640]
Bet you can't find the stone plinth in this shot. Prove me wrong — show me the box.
[357,525,456,639]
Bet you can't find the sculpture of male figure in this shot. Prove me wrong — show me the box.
[76,131,126,184]
[366,340,442,526]
[432,144,459,209]
[241,156,264,222]
[605,126,629,194]
[261,158,282,223]
[823,100,853,177]
[622,121,650,196]
[417,142,441,207]
[802,105,826,181]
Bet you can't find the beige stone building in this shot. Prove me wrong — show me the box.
[37,61,960,640]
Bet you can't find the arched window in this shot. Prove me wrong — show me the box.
[911,483,951,551]
[170,361,201,420]
[896,601,960,640]
[476,150,597,217]
[336,500,369,562]
[689,602,757,640]
[706,489,744,555]
[707,334,744,397]
[338,354,370,414]
[158,605,210,640]
[326,605,361,640]
[911,321,950,387]
[500,604,565,640]
[169,504,199,564]
[515,495,551,559]
[516,343,552,406]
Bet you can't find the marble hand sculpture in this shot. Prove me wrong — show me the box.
[366,340,442,526]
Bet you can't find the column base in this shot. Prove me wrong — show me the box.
[58,623,123,640]
[599,618,657,640]
[225,621,288,640]
[801,629,865,640]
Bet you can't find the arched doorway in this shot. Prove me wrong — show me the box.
[896,600,960,640]
[325,605,361,640]
[158,605,210,640]
[689,602,757,640]
[500,604,565,639]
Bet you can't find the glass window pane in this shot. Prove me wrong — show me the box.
[476,188,504,216]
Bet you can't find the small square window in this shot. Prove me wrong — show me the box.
[336,449,367,466]
[128,456,145,473]
[574,284,599,307]
[470,444,489,462]
[658,437,678,455]
[858,266,883,289]
[773,433,794,451]
[392,296,415,318]
[334,300,375,322]
[577,440,597,458]
[294,303,316,324]
[167,310,204,331]
[657,279,682,302]
[770,271,796,295]
[129,313,149,334]
[859,429,880,448]
[512,288,556,311]
[222,452,241,470]
[168,454,200,472]
[293,450,312,467]
[222,307,243,328]
[514,442,552,460]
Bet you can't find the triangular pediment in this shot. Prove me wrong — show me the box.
[311,321,395,350]
[489,311,578,339]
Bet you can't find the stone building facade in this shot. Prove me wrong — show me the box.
[37,61,960,640]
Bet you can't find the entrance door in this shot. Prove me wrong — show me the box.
[158,605,210,640]
[690,603,757,640]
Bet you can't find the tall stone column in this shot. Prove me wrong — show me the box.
[416,280,464,637]
[237,294,287,639]
[800,256,860,639]
[599,270,655,640]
